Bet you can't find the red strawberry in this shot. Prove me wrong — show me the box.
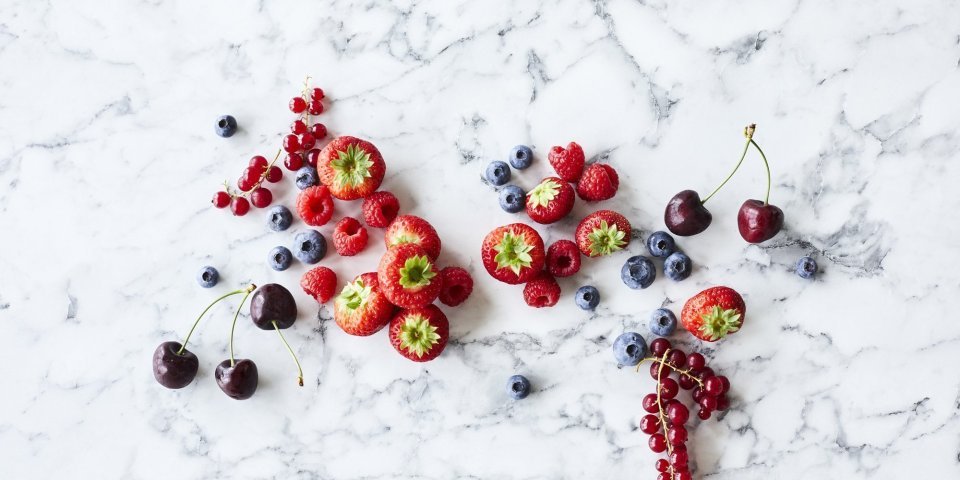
[548,141,585,182]
[333,217,368,256]
[388,304,449,362]
[296,185,334,226]
[384,215,441,260]
[438,266,473,307]
[545,239,581,277]
[575,210,632,257]
[301,266,337,303]
[362,191,400,228]
[317,136,386,200]
[377,244,442,308]
[523,272,561,308]
[525,177,576,224]
[481,223,545,285]
[576,163,619,201]
[680,286,746,342]
[334,273,393,336]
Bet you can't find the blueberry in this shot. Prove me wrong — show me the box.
[796,256,817,279]
[292,230,327,264]
[295,166,319,190]
[498,185,526,213]
[509,145,533,169]
[613,332,647,366]
[649,308,677,337]
[485,160,511,186]
[197,266,219,288]
[266,205,293,232]
[663,252,692,281]
[506,374,531,400]
[621,256,655,289]
[575,285,600,310]
[215,115,237,138]
[646,231,676,258]
[268,246,293,271]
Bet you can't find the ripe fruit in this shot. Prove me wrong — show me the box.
[509,145,533,170]
[576,163,619,201]
[796,256,817,279]
[384,215,441,260]
[230,196,250,216]
[377,244,442,308]
[545,239,581,277]
[265,166,282,183]
[317,136,386,200]
[268,246,293,271]
[498,185,525,213]
[292,229,327,264]
[548,141,585,182]
[296,185,334,226]
[152,341,199,389]
[575,285,600,310]
[649,308,677,337]
[291,120,307,135]
[298,132,316,151]
[507,374,531,399]
[388,304,449,362]
[308,100,323,115]
[738,199,784,243]
[362,191,400,228]
[663,252,692,281]
[284,153,304,171]
[333,217,368,256]
[212,191,230,208]
[646,231,675,258]
[481,224,545,285]
[282,134,301,153]
[215,359,258,400]
[485,160,511,186]
[305,149,321,167]
[266,205,293,232]
[197,266,219,288]
[664,190,712,236]
[438,266,473,307]
[295,166,319,190]
[621,255,655,289]
[301,266,337,303]
[249,155,268,173]
[640,414,660,434]
[680,286,746,342]
[250,187,273,208]
[289,96,307,113]
[522,272,560,308]
[249,283,297,330]
[310,123,327,139]
[612,332,646,366]
[334,273,393,336]
[215,115,238,138]
[310,87,325,100]
[575,210,631,257]
[526,177,575,224]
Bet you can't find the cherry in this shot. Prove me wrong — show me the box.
[284,153,304,171]
[265,166,283,183]
[666,402,689,425]
[686,352,705,371]
[215,359,258,400]
[738,199,784,243]
[310,123,327,139]
[289,97,307,114]
[291,119,307,135]
[642,393,660,413]
[251,187,273,208]
[249,284,304,386]
[249,155,268,173]
[283,134,301,153]
[664,190,712,236]
[299,132,316,151]
[212,191,230,208]
[650,338,672,356]
[230,196,250,216]
[305,148,321,167]
[704,376,724,396]
[308,100,324,115]
[640,414,660,434]
[310,87,324,100]
[648,434,667,453]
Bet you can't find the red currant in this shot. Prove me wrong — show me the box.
[659,378,679,399]
[692,387,705,402]
[248,155,268,173]
[697,408,711,420]
[699,395,718,412]
[698,367,715,380]
[667,350,686,369]
[686,352,705,371]
[650,362,671,380]
[656,474,669,480]
[212,191,230,208]
[310,123,327,139]
[650,338,671,356]
[289,96,307,114]
[284,153,304,171]
[237,176,253,192]
[639,414,659,434]
[308,100,323,115]
[305,148,321,167]
[291,119,307,135]
[283,134,301,153]
[642,393,660,413]
[667,425,687,445]
[250,187,272,208]
[675,472,692,480]
[265,166,282,183]
[666,402,689,425]
[230,196,250,216]
[716,394,730,411]
[704,376,724,396]
[299,132,316,151]
[655,459,669,473]
[310,87,324,100]
[648,434,667,453]
[678,374,696,390]
[717,375,730,394]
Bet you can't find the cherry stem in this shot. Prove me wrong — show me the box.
[749,138,772,205]
[273,320,304,387]
[177,284,256,356]
[228,288,255,367]
[701,137,752,205]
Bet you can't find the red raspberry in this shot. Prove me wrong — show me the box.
[301,266,337,303]
[362,191,400,228]
[576,163,619,201]
[548,141,585,182]
[523,272,561,308]
[296,185,334,226]
[310,123,327,139]
[438,267,473,307]
[333,217,368,256]
[545,239,581,277]
[250,187,272,208]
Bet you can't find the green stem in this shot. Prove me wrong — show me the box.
[177,285,255,355]
[228,289,255,367]
[750,139,772,205]
[273,321,304,387]
[702,138,752,204]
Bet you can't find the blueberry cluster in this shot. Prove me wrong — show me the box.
[483,145,534,213]
[621,231,693,290]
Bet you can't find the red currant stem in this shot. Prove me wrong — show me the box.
[638,356,705,388]
[227,287,255,367]
[701,135,752,205]
[749,138,772,205]
[177,284,256,355]
[272,320,304,387]
[655,350,675,478]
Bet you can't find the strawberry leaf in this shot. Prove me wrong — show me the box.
[527,179,561,209]
[494,230,534,275]
[587,220,627,256]
[398,314,441,358]
[698,306,743,341]
[398,255,437,289]
[338,278,371,311]
[332,144,374,188]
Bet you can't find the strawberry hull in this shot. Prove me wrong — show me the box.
[481,223,546,285]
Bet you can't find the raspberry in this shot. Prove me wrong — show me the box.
[548,142,586,182]
[545,240,581,277]
[333,217,368,256]
[296,185,334,226]
[362,191,400,228]
[438,267,473,307]
[301,266,337,303]
[576,163,619,201]
[523,272,561,308]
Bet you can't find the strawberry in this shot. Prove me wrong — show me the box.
[301,266,337,303]
[574,210,631,257]
[388,304,449,362]
[333,217,368,256]
[384,215,441,260]
[333,272,393,336]
[525,177,576,224]
[576,163,619,201]
[680,286,746,342]
[317,136,386,200]
[481,223,545,285]
[377,244,442,308]
[523,272,561,308]
[362,191,400,228]
[296,185,334,226]
[438,266,473,307]
[545,239,581,277]
[548,141,585,182]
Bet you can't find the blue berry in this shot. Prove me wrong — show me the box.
[613,332,647,366]
[621,256,655,289]
[268,246,293,271]
[575,285,600,310]
[215,115,237,138]
[796,256,817,279]
[506,374,531,400]
[663,252,692,281]
[266,205,293,232]
[649,308,677,337]
[646,231,676,258]
[498,185,526,213]
[295,166,319,190]
[509,145,533,169]
[292,230,327,264]
[485,160,511,186]
[197,266,219,288]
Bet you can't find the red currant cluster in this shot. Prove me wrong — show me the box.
[211,153,284,215]
[282,84,328,171]
[639,338,731,480]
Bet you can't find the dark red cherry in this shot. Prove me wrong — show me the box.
[152,341,198,389]
[664,190,712,236]
[249,283,297,329]
[737,199,784,243]
[215,359,258,400]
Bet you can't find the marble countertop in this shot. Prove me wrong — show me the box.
[2,1,959,478]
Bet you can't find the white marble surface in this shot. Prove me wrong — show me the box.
[2,0,960,478]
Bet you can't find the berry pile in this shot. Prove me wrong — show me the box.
[210,152,285,216]
[621,230,695,290]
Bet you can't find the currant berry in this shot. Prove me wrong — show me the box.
[308,100,323,115]
[650,362,672,380]
[310,87,324,100]
[283,134,301,153]
[678,374,696,390]
[639,414,660,434]
[250,188,272,208]
[249,155,268,173]
[299,133,316,151]
[650,338,671,356]
[655,459,669,473]
[656,474,669,480]
[212,191,230,208]
[717,394,730,411]
[692,387,705,402]
[697,408,711,420]
[305,148,321,167]
[310,123,327,139]
[291,119,307,135]
[667,350,686,369]
[642,393,660,413]
[717,375,730,394]
[237,176,254,192]
[242,166,261,186]
[666,402,689,425]
[698,367,715,380]
[265,166,282,183]
[699,395,718,412]
[230,196,250,216]
[675,472,692,480]
[686,352,705,371]
[289,96,307,114]
[648,434,667,453]
[704,376,724,396]
[667,425,687,445]
[284,153,304,171]
[659,378,679,399]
